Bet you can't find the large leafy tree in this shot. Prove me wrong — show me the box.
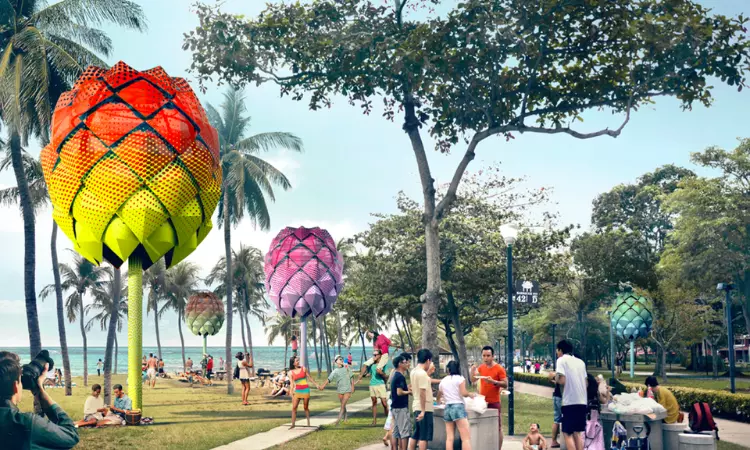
[185,0,750,359]
[163,262,200,370]
[205,86,302,394]
[0,0,146,356]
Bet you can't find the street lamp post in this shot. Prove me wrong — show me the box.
[551,323,557,370]
[500,223,518,436]
[718,283,736,393]
[607,311,615,382]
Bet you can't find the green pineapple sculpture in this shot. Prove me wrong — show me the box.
[611,292,653,378]
[186,292,225,356]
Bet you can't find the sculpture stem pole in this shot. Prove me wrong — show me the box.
[630,339,635,379]
[300,317,308,370]
[203,335,207,357]
[127,255,143,410]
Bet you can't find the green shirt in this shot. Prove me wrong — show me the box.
[369,364,385,387]
[328,367,353,394]
[0,400,80,450]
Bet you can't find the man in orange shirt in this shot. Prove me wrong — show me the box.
[471,345,508,449]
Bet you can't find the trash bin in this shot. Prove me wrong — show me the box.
[662,423,687,450]
[678,432,716,450]
[600,406,667,449]
[432,405,499,450]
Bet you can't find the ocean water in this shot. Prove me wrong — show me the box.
[4,346,357,376]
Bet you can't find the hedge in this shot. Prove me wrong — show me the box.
[512,372,750,423]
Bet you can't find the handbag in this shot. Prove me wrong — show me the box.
[584,409,605,450]
[233,365,240,379]
[125,409,142,426]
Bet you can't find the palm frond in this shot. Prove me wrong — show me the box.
[32,0,147,32]
[237,131,303,154]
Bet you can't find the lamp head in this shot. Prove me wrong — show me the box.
[717,283,735,291]
[500,223,519,246]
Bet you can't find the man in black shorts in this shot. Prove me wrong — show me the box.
[555,340,587,450]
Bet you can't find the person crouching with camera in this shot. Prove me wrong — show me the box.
[0,351,79,450]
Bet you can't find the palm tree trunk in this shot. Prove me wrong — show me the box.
[51,223,72,396]
[284,338,289,368]
[312,318,321,376]
[10,132,41,356]
[177,310,186,371]
[322,318,332,373]
[79,297,89,386]
[128,256,144,410]
[357,318,367,365]
[153,298,162,360]
[244,310,254,373]
[103,268,120,405]
[115,335,118,375]
[336,311,343,355]
[239,306,248,353]
[223,191,234,394]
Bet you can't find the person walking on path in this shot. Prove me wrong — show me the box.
[318,355,355,425]
[363,330,391,379]
[357,348,389,426]
[146,354,159,388]
[390,355,412,450]
[547,369,563,448]
[555,340,587,450]
[438,360,476,450]
[470,346,507,450]
[409,349,435,450]
[237,352,254,405]
[96,359,103,377]
[289,355,320,429]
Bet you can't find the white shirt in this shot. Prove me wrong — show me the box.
[556,354,587,406]
[439,375,466,405]
[84,395,104,415]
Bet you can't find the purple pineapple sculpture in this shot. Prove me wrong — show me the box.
[264,226,344,318]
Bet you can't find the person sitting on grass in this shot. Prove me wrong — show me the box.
[75,384,123,427]
[523,423,547,450]
[644,376,680,424]
[109,384,132,421]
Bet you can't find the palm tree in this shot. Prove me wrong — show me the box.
[85,267,125,404]
[42,252,111,386]
[206,86,303,394]
[162,262,200,370]
[0,0,146,357]
[266,315,295,367]
[143,260,167,360]
[233,245,268,366]
[0,147,74,395]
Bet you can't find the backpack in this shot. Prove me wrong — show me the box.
[584,409,605,450]
[688,402,719,439]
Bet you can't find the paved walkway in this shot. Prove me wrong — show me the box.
[515,382,750,448]
[211,397,374,450]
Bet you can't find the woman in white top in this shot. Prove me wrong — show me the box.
[236,352,254,405]
[437,361,476,450]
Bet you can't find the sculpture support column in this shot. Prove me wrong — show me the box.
[128,256,143,410]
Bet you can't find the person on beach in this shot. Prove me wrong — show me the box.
[291,335,298,356]
[347,351,353,367]
[470,346,507,450]
[318,355,354,425]
[219,357,225,372]
[158,359,165,377]
[206,356,214,380]
[146,354,158,388]
[356,348,389,426]
[438,360,476,450]
[237,352,254,405]
[96,359,103,377]
[555,340,587,450]
[289,356,320,429]
[186,357,193,372]
[363,331,391,379]
[409,349,434,450]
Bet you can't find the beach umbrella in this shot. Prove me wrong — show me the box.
[611,292,653,378]
[264,227,344,367]
[41,62,221,409]
[186,292,225,356]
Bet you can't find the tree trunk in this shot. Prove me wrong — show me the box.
[103,268,120,405]
[312,317,321,376]
[394,317,406,352]
[358,318,367,366]
[402,317,415,353]
[51,223,72,396]
[336,311,343,355]
[223,190,234,394]
[284,338,289,368]
[422,219,441,373]
[740,276,750,341]
[442,317,459,361]
[660,344,668,384]
[114,334,118,375]
[239,305,248,353]
[323,318,332,373]
[178,310,186,371]
[245,311,254,375]
[447,290,470,382]
[79,298,88,386]
[153,298,162,360]
[10,132,41,356]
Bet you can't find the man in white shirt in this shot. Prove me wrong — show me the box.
[555,340,587,450]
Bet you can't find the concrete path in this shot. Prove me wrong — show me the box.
[211,397,374,450]
[356,435,526,450]
[515,381,750,448]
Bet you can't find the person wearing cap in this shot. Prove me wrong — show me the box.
[318,354,355,425]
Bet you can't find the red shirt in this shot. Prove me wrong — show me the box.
[375,335,391,355]
[477,363,507,404]
[292,340,298,351]
[207,358,214,370]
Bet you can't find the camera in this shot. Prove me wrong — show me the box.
[21,350,55,391]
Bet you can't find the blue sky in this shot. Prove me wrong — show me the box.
[0,0,747,350]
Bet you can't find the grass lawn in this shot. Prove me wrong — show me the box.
[719,442,750,450]
[17,372,371,450]
[274,393,555,450]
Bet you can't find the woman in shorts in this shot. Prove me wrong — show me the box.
[438,360,476,450]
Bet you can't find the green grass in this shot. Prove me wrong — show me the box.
[275,393,554,450]
[18,373,371,450]
[718,441,750,450]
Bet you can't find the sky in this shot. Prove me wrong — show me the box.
[0,0,748,350]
